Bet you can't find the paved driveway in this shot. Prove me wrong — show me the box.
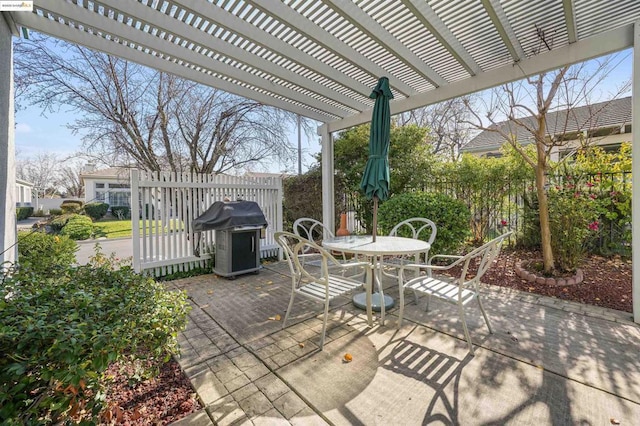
[75,238,134,265]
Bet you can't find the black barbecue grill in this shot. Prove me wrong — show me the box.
[193,200,268,278]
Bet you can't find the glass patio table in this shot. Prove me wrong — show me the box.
[322,235,431,325]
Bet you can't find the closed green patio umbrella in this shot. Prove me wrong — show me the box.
[360,76,393,241]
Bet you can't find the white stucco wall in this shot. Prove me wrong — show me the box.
[0,17,16,266]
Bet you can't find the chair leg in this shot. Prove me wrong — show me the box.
[477,295,493,334]
[458,303,474,355]
[282,292,295,330]
[397,279,405,329]
[424,293,431,312]
[320,298,330,350]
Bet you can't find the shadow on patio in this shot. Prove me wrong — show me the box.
[167,260,640,425]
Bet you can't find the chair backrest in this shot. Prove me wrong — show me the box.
[389,217,437,245]
[293,218,334,254]
[458,231,513,288]
[275,231,338,287]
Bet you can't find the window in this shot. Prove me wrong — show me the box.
[110,192,131,207]
[96,183,105,189]
[109,183,130,189]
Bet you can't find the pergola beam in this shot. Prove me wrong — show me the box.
[173,0,375,101]
[481,0,526,63]
[402,0,480,76]
[16,11,332,122]
[632,20,640,323]
[325,0,448,88]
[149,1,366,111]
[327,24,634,133]
[249,0,417,97]
[563,0,578,44]
[37,2,348,119]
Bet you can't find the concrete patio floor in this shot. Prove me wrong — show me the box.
[167,260,640,425]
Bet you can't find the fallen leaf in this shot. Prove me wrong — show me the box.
[268,314,281,321]
[207,290,214,295]
[132,409,142,420]
[343,353,353,363]
[299,343,305,348]
[266,280,273,285]
[610,418,620,425]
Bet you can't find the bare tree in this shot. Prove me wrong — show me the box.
[16,152,60,198]
[57,159,85,198]
[465,53,630,274]
[14,35,297,174]
[398,95,476,160]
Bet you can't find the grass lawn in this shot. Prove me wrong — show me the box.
[94,219,184,239]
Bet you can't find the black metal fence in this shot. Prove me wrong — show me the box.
[342,171,631,255]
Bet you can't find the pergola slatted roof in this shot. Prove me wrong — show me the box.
[5,0,640,132]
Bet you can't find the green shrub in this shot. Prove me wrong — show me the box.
[547,181,600,272]
[17,231,78,274]
[84,202,109,221]
[60,214,95,240]
[0,256,190,423]
[16,206,34,220]
[111,205,130,220]
[378,192,471,256]
[49,208,63,216]
[49,213,74,232]
[60,199,84,214]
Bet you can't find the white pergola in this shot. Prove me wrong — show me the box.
[2,0,640,321]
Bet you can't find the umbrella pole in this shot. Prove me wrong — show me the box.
[372,196,378,242]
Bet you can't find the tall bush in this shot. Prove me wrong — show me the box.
[84,202,109,221]
[60,200,84,214]
[282,166,346,232]
[60,214,95,240]
[332,124,434,233]
[547,181,600,272]
[17,231,78,274]
[16,207,34,220]
[378,192,470,255]
[0,256,190,423]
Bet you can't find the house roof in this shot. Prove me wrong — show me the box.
[79,167,132,181]
[462,96,632,153]
[16,178,34,187]
[4,1,640,133]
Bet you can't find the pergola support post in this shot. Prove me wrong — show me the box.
[0,17,16,268]
[633,21,640,323]
[320,124,335,238]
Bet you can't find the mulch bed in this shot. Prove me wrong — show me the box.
[99,357,201,425]
[483,249,632,313]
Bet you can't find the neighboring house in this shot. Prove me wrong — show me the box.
[461,97,632,159]
[80,165,132,207]
[15,178,34,207]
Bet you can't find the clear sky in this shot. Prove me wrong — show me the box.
[14,47,632,171]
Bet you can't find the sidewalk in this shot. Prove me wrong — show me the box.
[167,261,640,425]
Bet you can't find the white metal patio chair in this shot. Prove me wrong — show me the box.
[382,217,437,279]
[293,217,354,267]
[397,231,512,355]
[275,231,372,350]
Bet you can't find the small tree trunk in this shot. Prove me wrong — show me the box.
[535,150,555,274]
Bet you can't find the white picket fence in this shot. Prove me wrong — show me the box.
[130,170,283,277]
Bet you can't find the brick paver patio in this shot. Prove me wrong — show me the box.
[167,260,640,425]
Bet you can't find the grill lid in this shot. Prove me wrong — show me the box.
[193,200,268,231]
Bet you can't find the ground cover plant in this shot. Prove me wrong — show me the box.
[0,238,191,424]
